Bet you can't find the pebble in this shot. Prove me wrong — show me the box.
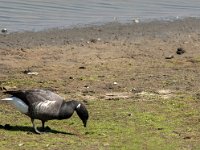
[1,28,7,34]
[133,18,140,23]
[84,85,89,89]
[27,72,39,75]
[79,66,86,69]
[69,76,74,79]
[90,39,97,43]
[176,47,185,55]
[165,55,174,59]
[18,143,24,147]
[157,128,164,130]
[128,113,132,116]
[113,82,118,85]
[134,19,139,23]
[183,136,192,139]
[23,68,31,74]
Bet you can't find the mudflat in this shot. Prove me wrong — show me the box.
[1,18,200,98]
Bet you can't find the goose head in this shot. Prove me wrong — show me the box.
[75,103,89,127]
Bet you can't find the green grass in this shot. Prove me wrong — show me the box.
[0,77,63,90]
[0,93,200,150]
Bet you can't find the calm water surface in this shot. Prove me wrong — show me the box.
[1,0,200,32]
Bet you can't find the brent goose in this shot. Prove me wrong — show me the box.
[1,89,89,134]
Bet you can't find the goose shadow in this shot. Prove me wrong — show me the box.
[0,124,76,135]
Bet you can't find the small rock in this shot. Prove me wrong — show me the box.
[69,76,74,79]
[98,75,105,78]
[113,82,118,85]
[18,143,24,147]
[79,66,86,69]
[183,136,192,139]
[23,68,32,74]
[128,113,132,116]
[135,19,139,23]
[1,28,7,34]
[27,72,39,75]
[157,127,164,130]
[165,55,174,59]
[90,39,97,43]
[133,18,140,23]
[84,85,89,89]
[20,49,26,52]
[131,88,142,93]
[176,47,185,55]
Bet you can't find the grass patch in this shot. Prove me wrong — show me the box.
[0,77,60,90]
[0,94,200,149]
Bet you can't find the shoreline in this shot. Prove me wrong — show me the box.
[1,17,200,49]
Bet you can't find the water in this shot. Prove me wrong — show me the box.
[1,0,200,32]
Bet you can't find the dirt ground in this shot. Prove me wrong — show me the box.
[0,17,200,100]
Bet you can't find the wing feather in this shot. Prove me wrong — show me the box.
[4,89,64,106]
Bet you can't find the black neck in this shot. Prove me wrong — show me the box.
[58,100,79,119]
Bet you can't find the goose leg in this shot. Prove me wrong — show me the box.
[41,120,45,131]
[31,118,41,134]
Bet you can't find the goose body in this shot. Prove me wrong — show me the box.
[1,89,89,134]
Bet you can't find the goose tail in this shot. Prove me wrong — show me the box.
[1,97,29,114]
[1,97,14,101]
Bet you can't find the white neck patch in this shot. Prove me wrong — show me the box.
[76,103,81,109]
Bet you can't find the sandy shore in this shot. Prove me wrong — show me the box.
[1,17,200,99]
